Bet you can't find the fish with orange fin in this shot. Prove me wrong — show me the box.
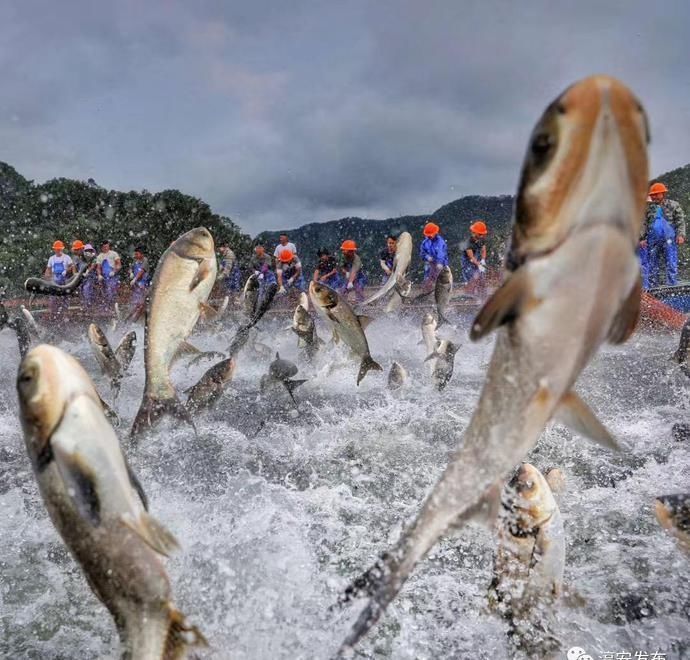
[334,75,649,655]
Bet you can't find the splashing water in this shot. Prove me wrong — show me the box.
[0,310,688,659]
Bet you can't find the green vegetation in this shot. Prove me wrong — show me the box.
[0,162,251,295]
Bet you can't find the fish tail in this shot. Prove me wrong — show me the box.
[357,356,383,385]
[163,603,208,660]
[130,394,197,439]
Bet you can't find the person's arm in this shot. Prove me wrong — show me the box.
[480,245,487,262]
[96,256,104,279]
[44,258,52,279]
[420,241,432,263]
[439,238,449,266]
[313,268,320,282]
[348,257,360,286]
[380,259,391,275]
[465,248,477,265]
[640,207,652,246]
[276,266,284,287]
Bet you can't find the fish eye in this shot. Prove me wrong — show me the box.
[531,132,554,159]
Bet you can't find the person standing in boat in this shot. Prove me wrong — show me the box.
[44,240,73,323]
[128,246,151,314]
[96,240,122,315]
[379,235,397,284]
[276,249,305,294]
[251,244,277,306]
[340,240,367,302]
[641,182,686,289]
[80,243,99,311]
[419,221,448,291]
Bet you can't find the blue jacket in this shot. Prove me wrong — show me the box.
[419,235,449,266]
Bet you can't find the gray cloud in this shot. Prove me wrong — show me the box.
[1,0,689,234]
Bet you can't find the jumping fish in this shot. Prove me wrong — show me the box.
[655,494,690,555]
[489,463,565,655]
[292,292,321,360]
[185,357,236,413]
[114,331,137,373]
[131,227,217,438]
[334,75,649,652]
[88,323,123,396]
[309,281,382,385]
[424,339,459,391]
[17,344,205,658]
[435,266,453,327]
[387,361,407,391]
[362,232,413,306]
[24,261,90,296]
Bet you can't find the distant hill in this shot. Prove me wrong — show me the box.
[0,162,251,294]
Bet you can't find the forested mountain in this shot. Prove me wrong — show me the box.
[0,162,251,294]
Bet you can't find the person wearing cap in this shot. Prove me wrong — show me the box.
[420,221,449,288]
[313,248,341,288]
[218,244,242,296]
[276,249,305,294]
[379,235,397,283]
[461,221,489,283]
[44,240,74,322]
[129,246,151,311]
[640,182,686,288]
[340,240,367,301]
[80,243,99,310]
[96,240,122,313]
[69,239,86,275]
[274,233,297,262]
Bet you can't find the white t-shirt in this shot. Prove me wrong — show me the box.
[274,242,297,259]
[47,254,73,274]
[96,251,121,267]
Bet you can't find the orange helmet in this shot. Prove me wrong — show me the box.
[649,182,668,196]
[341,240,357,251]
[52,240,65,250]
[470,221,488,236]
[278,249,294,263]
[423,222,440,238]
[71,239,85,250]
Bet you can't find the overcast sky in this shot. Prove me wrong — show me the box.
[1,1,688,235]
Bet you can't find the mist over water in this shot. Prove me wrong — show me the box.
[1,309,688,659]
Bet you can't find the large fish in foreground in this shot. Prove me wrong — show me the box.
[489,463,565,655]
[309,281,382,385]
[131,227,217,438]
[292,292,322,360]
[17,344,205,658]
[334,75,649,653]
[362,231,413,306]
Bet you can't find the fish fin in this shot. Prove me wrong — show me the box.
[332,327,340,344]
[357,315,374,330]
[189,260,212,292]
[357,356,383,385]
[163,603,208,659]
[54,452,101,526]
[121,511,179,557]
[114,332,137,371]
[130,395,197,439]
[424,351,442,362]
[124,456,149,511]
[198,301,218,321]
[555,391,620,451]
[470,270,532,341]
[607,277,641,344]
[97,393,121,427]
[326,309,341,325]
[283,379,308,407]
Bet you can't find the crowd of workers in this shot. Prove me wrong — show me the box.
[40,182,687,322]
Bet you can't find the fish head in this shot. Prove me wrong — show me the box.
[172,227,215,260]
[87,323,108,347]
[17,344,98,458]
[422,313,436,328]
[309,280,338,310]
[508,75,649,270]
[437,266,452,286]
[503,463,558,533]
[210,357,236,385]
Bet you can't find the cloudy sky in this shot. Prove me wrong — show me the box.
[2,1,689,234]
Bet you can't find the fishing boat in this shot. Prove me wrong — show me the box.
[647,282,690,314]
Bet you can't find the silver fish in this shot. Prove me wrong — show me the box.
[362,232,413,305]
[260,352,307,406]
[88,323,123,396]
[335,75,649,652]
[242,273,260,319]
[435,266,453,327]
[488,463,565,655]
[131,227,217,438]
[424,339,459,391]
[309,281,382,385]
[292,292,321,359]
[17,344,205,658]
[114,331,137,372]
[421,313,439,376]
[185,356,236,413]
[387,361,407,391]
